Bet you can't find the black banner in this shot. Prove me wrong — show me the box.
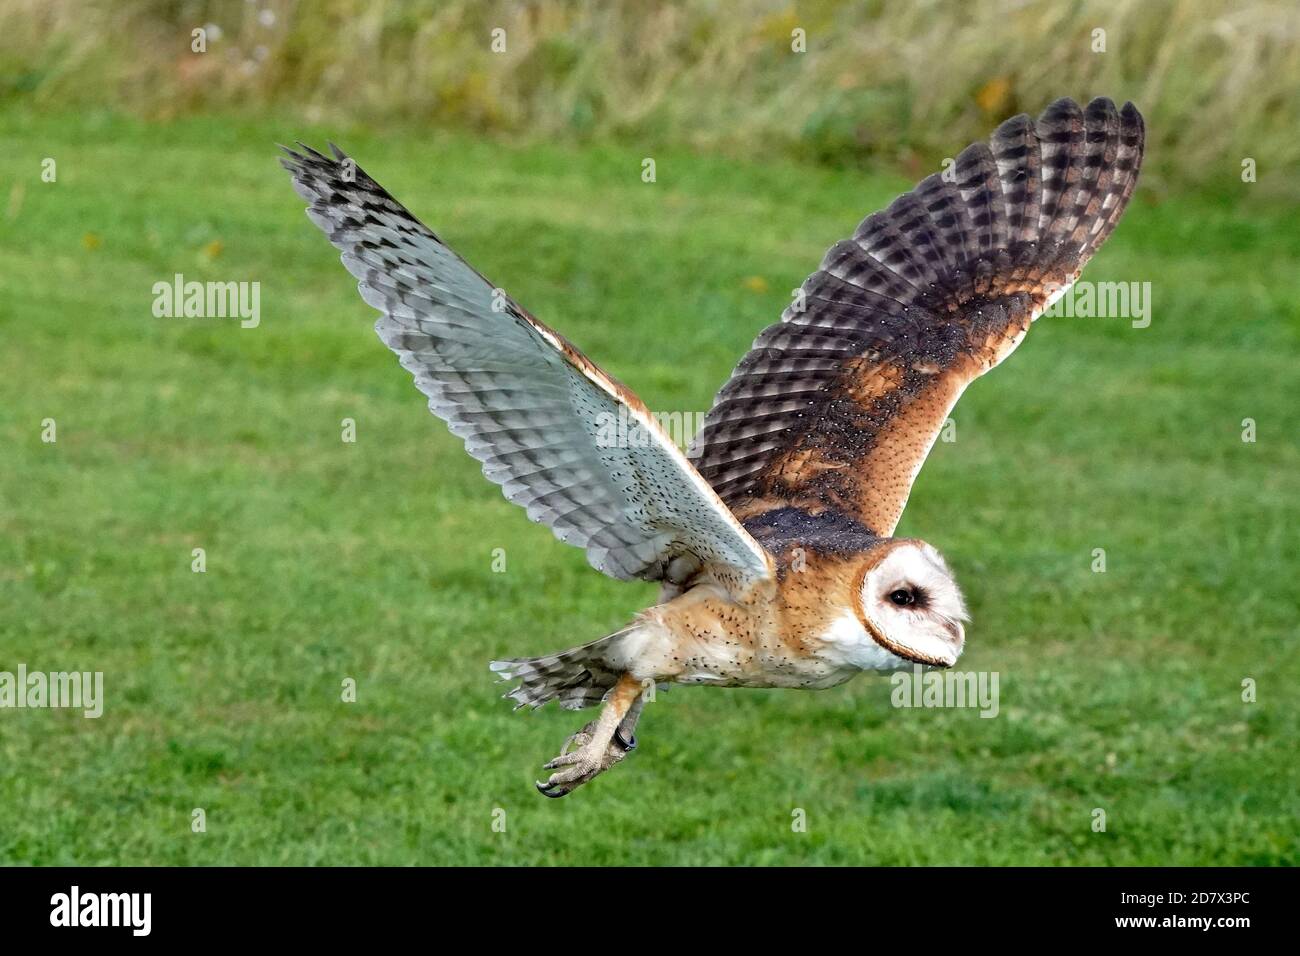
[0,866,1288,941]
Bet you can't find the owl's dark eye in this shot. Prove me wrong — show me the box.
[888,588,915,607]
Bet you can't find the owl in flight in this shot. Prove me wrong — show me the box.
[282,97,1144,797]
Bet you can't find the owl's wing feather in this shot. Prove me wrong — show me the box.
[689,98,1144,535]
[281,144,773,593]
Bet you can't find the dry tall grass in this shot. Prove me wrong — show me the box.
[4,0,1297,192]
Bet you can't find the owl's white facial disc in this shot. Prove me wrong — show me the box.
[856,540,968,667]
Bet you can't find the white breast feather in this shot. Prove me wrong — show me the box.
[818,611,910,672]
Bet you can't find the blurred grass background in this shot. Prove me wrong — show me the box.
[0,1,1297,865]
[3,0,1299,195]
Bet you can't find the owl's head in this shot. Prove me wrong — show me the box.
[855,539,968,667]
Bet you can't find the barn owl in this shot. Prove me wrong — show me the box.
[282,97,1145,797]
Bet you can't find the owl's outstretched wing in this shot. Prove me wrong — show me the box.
[687,98,1145,536]
[281,144,773,594]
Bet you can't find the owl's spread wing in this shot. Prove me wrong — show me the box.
[282,144,774,594]
[689,98,1145,536]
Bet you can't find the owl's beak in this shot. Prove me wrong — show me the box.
[864,615,964,668]
[935,619,965,666]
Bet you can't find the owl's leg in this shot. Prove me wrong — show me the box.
[536,673,642,798]
[615,691,646,750]
[552,689,643,760]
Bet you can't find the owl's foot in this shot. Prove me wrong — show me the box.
[534,681,645,798]
[534,720,634,798]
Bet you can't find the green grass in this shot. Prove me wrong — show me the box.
[8,0,1300,194]
[0,110,1296,865]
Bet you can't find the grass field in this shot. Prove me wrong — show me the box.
[0,109,1296,865]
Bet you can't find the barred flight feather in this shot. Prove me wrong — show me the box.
[688,97,1145,537]
[280,143,774,596]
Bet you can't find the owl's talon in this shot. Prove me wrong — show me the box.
[543,750,582,770]
[537,760,598,796]
[535,716,641,797]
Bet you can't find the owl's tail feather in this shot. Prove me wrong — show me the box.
[490,625,634,711]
